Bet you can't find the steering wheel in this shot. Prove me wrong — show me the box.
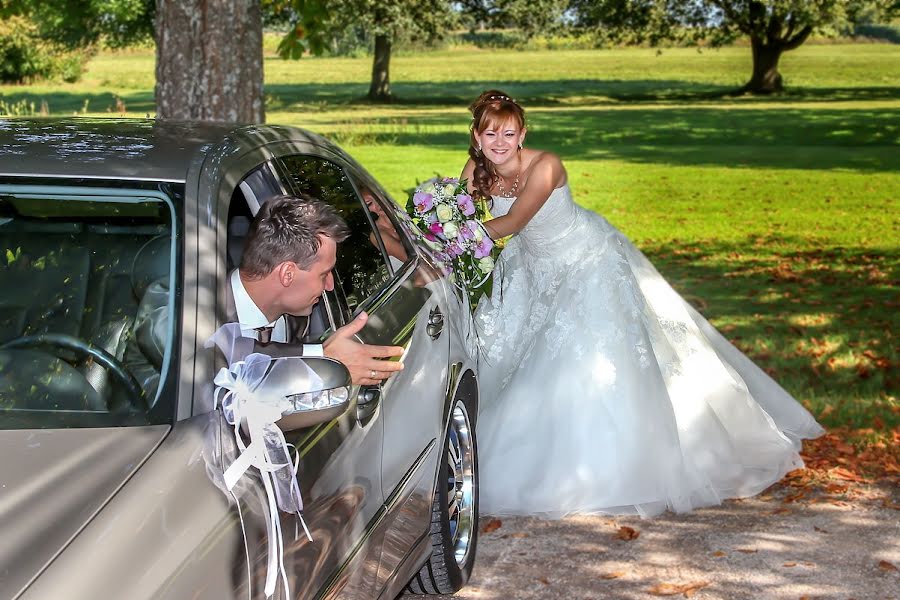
[1,333,146,410]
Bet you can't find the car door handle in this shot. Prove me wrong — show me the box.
[426,306,444,340]
[357,385,380,423]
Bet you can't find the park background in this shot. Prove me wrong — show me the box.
[1,5,897,474]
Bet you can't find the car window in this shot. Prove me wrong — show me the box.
[0,185,178,429]
[276,155,391,313]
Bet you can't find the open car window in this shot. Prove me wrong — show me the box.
[0,185,178,429]
[274,155,394,318]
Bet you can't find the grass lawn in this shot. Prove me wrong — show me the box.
[1,41,898,433]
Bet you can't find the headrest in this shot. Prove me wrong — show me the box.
[131,235,171,298]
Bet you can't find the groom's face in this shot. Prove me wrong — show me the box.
[281,234,337,316]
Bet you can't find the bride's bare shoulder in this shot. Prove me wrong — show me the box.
[524,150,567,185]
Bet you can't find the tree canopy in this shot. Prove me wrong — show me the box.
[569,0,898,93]
[0,0,153,83]
[269,0,455,101]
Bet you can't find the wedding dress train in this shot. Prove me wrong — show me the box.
[474,184,824,518]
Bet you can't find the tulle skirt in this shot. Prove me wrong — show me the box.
[474,210,824,518]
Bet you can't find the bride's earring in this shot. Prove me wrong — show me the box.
[518,142,523,150]
[477,144,482,155]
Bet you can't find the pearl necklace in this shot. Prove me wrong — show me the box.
[496,170,520,198]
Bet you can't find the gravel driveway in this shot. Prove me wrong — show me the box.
[449,483,899,600]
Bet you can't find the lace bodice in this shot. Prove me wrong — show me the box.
[491,184,584,257]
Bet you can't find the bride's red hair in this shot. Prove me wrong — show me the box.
[468,90,526,202]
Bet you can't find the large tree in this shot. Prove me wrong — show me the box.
[271,0,453,101]
[155,0,264,122]
[570,0,898,94]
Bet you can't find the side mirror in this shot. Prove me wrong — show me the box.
[253,355,352,432]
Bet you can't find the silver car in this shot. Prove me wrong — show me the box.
[0,118,480,599]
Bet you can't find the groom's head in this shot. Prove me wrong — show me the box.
[240,195,349,317]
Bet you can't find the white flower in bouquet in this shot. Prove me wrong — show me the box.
[478,256,495,273]
[435,203,454,223]
[442,183,456,196]
[442,222,459,238]
[472,224,484,242]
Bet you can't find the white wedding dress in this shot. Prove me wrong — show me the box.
[474,184,824,518]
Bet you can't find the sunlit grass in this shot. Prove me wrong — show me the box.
[1,41,897,431]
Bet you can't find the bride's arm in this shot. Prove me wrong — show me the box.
[482,155,566,239]
[460,159,476,193]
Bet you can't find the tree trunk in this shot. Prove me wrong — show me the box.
[368,34,392,102]
[743,36,785,94]
[155,0,264,122]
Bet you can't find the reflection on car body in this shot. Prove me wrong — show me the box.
[0,118,480,600]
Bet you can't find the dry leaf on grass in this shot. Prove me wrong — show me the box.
[647,581,710,597]
[878,560,898,572]
[736,548,758,554]
[615,526,640,541]
[600,572,625,580]
[783,562,797,567]
[711,551,727,557]
[480,518,502,534]
[537,576,550,585]
[502,532,529,539]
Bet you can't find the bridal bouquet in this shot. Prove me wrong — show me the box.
[406,176,494,305]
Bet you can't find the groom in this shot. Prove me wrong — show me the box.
[227,194,403,386]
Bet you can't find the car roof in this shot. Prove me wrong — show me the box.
[0,117,333,183]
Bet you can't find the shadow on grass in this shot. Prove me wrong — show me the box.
[640,236,898,429]
[261,79,900,107]
[0,90,156,116]
[2,81,898,172]
[313,104,900,171]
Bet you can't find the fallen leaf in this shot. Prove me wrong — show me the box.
[824,483,850,495]
[768,507,792,515]
[480,518,502,534]
[737,548,758,554]
[537,576,550,585]
[600,572,625,580]
[711,551,727,557]
[615,526,640,541]
[878,560,898,572]
[647,581,710,597]
[814,526,830,533]
[881,499,900,510]
[830,467,866,483]
[783,562,797,567]
[502,532,529,539]
[783,491,806,503]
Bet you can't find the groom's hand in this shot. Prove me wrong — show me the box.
[323,311,404,386]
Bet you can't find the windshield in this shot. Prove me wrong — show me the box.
[0,185,178,429]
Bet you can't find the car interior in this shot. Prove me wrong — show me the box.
[0,192,174,426]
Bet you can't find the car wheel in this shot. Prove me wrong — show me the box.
[406,394,478,595]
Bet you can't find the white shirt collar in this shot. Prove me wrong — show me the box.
[231,270,274,330]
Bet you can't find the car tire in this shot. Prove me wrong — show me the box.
[405,393,478,595]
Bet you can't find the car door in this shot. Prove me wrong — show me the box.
[274,155,452,588]
[217,158,385,599]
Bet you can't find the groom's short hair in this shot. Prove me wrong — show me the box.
[240,194,349,278]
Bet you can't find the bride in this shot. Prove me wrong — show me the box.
[461,90,824,518]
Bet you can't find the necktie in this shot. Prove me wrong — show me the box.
[254,325,274,345]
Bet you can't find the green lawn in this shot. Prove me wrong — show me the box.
[2,42,898,431]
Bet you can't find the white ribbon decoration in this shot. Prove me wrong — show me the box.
[213,354,312,600]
